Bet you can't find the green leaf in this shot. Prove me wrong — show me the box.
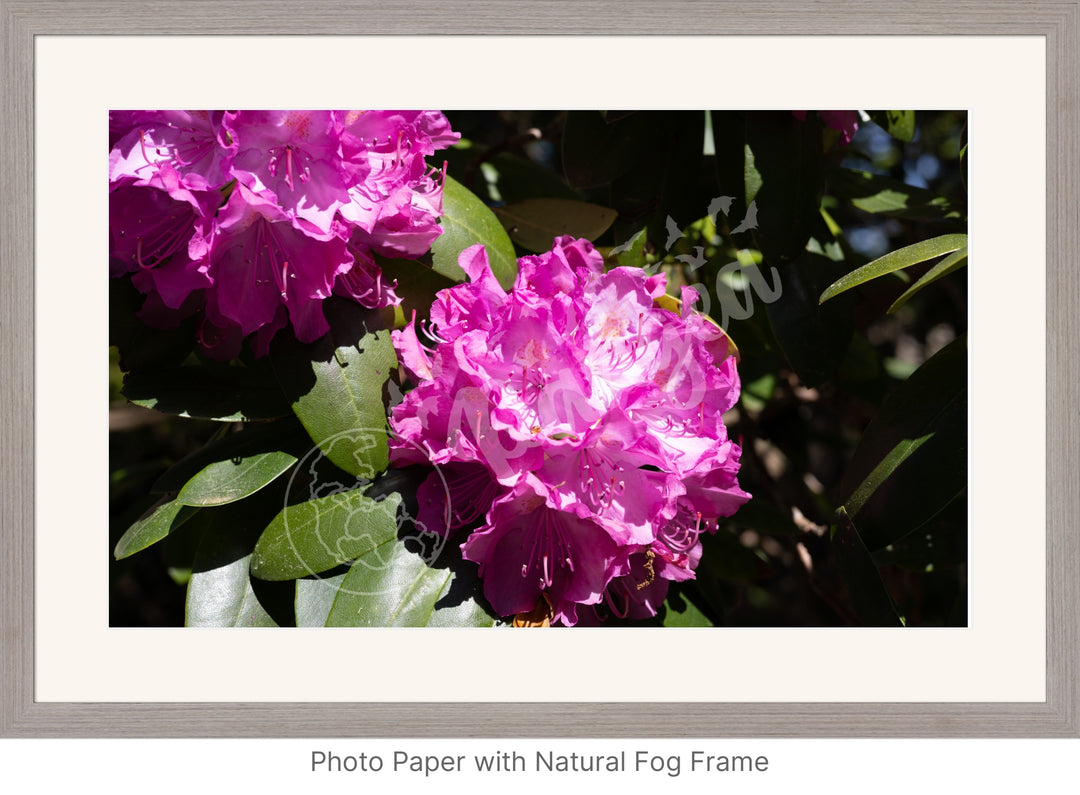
[325,538,496,627]
[608,112,706,249]
[430,175,517,289]
[443,147,581,205]
[374,255,457,329]
[484,151,582,203]
[870,110,916,142]
[152,418,308,494]
[873,505,967,574]
[162,514,207,586]
[122,365,292,422]
[295,570,348,627]
[765,251,855,388]
[187,551,282,627]
[494,198,616,253]
[271,301,397,480]
[177,451,297,507]
[844,433,935,518]
[826,167,963,220]
[185,499,295,627]
[838,336,967,550]
[662,588,714,627]
[561,110,647,189]
[743,111,824,265]
[251,487,403,581]
[832,507,904,626]
[887,247,968,313]
[744,143,762,206]
[562,111,708,247]
[114,498,199,560]
[606,228,648,269]
[819,233,967,304]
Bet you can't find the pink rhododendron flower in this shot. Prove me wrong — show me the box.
[389,236,751,626]
[793,110,860,145]
[338,111,454,257]
[460,476,619,626]
[202,183,352,344]
[110,111,236,194]
[223,111,353,237]
[108,109,458,359]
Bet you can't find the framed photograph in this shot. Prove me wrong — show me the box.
[2,1,1077,738]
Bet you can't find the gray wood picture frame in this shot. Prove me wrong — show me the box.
[2,0,1076,738]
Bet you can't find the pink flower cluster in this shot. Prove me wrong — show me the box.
[109,110,458,358]
[389,237,751,626]
[793,110,860,145]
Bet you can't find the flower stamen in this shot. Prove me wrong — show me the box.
[636,550,656,590]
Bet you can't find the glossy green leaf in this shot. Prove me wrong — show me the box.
[325,538,495,627]
[839,336,967,550]
[443,147,581,205]
[185,500,295,627]
[295,570,348,627]
[152,418,308,495]
[374,255,457,329]
[185,525,279,627]
[251,487,403,581]
[663,589,714,627]
[177,451,297,507]
[819,233,967,304]
[494,198,616,253]
[430,175,517,289]
[827,167,963,220]
[766,251,855,388]
[844,433,934,518]
[604,228,648,270]
[114,498,198,560]
[870,110,916,142]
[676,581,725,628]
[744,143,762,206]
[271,301,396,479]
[832,507,904,626]
[887,247,968,313]
[122,365,292,422]
[187,552,280,627]
[743,111,824,265]
[484,151,582,203]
